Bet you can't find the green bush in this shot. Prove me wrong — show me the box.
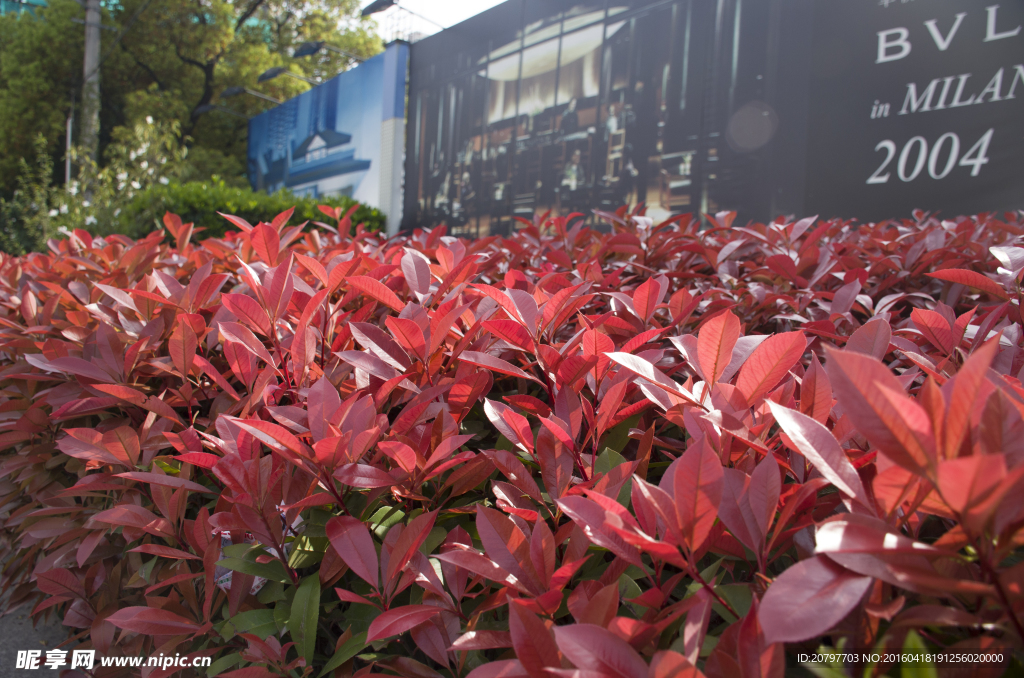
[109,180,386,239]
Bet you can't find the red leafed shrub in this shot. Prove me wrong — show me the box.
[0,205,1022,677]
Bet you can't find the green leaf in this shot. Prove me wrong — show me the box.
[367,506,405,540]
[274,599,291,635]
[319,632,368,677]
[601,415,639,454]
[421,526,447,556]
[289,535,328,568]
[216,557,291,583]
[801,665,850,678]
[290,574,321,667]
[222,609,276,640]
[596,447,627,474]
[205,652,242,676]
[712,583,753,623]
[901,631,938,678]
[257,581,287,605]
[618,573,642,602]
[341,603,381,635]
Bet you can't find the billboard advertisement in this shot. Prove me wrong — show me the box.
[805,1,1023,220]
[248,41,409,231]
[401,0,1023,235]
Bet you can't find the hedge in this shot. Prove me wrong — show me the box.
[0,206,1021,677]
[111,180,385,239]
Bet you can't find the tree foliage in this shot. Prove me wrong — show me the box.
[0,0,381,191]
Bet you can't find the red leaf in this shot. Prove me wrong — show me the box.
[799,352,832,424]
[736,331,805,405]
[504,395,552,418]
[385,316,428,361]
[466,660,530,678]
[249,223,280,266]
[57,429,126,467]
[129,545,201,560]
[336,350,404,382]
[461,351,542,384]
[92,504,173,539]
[911,308,955,354]
[346,275,405,312]
[649,651,705,678]
[232,419,310,463]
[474,284,530,328]
[758,555,872,644]
[36,568,86,599]
[632,276,665,324]
[115,472,209,494]
[697,310,740,386]
[769,402,871,508]
[218,212,253,233]
[484,398,535,453]
[606,352,697,408]
[218,321,275,365]
[270,206,294,230]
[509,601,561,678]
[295,252,329,287]
[175,452,220,469]
[333,463,396,488]
[747,452,781,542]
[351,322,412,371]
[557,355,599,391]
[943,340,997,459]
[476,506,544,595]
[483,449,543,502]
[105,606,199,636]
[221,294,272,335]
[450,630,513,650]
[846,318,891,360]
[326,516,379,589]
[366,605,441,642]
[812,514,982,594]
[553,623,648,678]
[402,248,433,295]
[718,469,759,552]
[927,269,1009,300]
[432,549,526,593]
[671,440,723,552]
[556,496,643,567]
[483,318,535,351]
[937,455,1022,533]
[385,511,438,588]
[92,384,183,425]
[824,347,935,473]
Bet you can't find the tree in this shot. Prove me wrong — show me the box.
[0,0,381,192]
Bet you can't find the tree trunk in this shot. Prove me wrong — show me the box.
[81,0,102,162]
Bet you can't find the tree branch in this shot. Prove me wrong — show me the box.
[235,0,266,32]
[120,43,166,91]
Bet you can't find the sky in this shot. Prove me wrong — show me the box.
[359,0,507,35]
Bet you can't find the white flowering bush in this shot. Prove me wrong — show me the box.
[0,118,187,253]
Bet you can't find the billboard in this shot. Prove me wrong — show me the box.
[248,41,409,231]
[805,1,1024,220]
[401,0,1023,235]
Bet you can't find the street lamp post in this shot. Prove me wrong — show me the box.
[293,41,365,63]
[257,67,318,85]
[360,0,444,29]
[221,86,282,105]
